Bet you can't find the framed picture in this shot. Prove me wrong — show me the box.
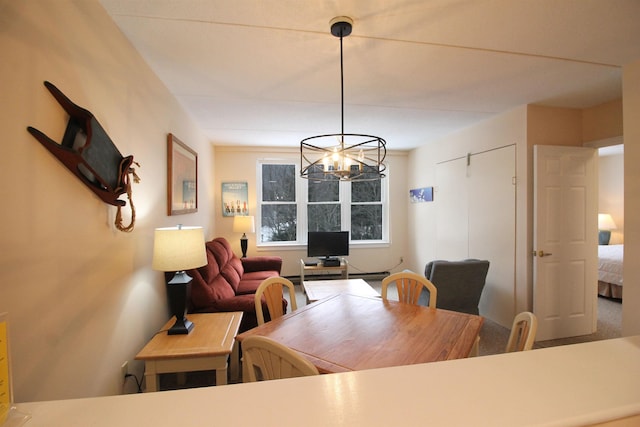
[410,186,434,203]
[222,182,249,216]
[167,133,198,215]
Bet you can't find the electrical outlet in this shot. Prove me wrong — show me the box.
[121,361,128,379]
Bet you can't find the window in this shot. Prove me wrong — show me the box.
[307,164,341,232]
[350,166,383,240]
[258,161,388,245]
[260,164,297,242]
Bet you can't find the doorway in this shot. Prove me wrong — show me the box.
[596,144,624,333]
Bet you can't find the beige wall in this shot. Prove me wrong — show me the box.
[583,99,624,143]
[623,59,640,336]
[213,146,409,277]
[0,1,215,401]
[527,105,583,147]
[599,151,624,244]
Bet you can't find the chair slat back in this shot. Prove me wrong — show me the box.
[506,311,538,352]
[242,335,319,382]
[381,271,437,308]
[254,277,297,325]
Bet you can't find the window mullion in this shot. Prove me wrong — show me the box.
[342,180,351,234]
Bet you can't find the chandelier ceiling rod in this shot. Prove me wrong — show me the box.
[339,22,345,141]
[299,16,386,182]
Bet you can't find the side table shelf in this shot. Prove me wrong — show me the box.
[300,258,349,283]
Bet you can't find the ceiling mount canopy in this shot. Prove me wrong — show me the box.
[300,16,387,182]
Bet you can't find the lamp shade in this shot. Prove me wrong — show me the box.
[152,226,207,272]
[233,215,255,234]
[598,214,617,230]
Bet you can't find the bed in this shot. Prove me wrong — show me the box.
[598,244,623,299]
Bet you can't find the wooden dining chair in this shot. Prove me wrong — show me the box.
[381,271,438,307]
[505,311,538,352]
[242,335,319,382]
[254,277,298,325]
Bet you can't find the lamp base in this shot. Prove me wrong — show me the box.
[599,230,611,245]
[167,271,194,335]
[168,316,194,335]
[240,236,248,258]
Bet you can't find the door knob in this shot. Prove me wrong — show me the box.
[533,250,552,257]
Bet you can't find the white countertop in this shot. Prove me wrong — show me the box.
[16,336,640,427]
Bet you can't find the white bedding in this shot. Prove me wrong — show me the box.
[598,244,623,286]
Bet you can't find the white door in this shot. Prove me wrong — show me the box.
[533,145,598,341]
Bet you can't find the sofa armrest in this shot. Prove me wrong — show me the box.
[241,256,282,274]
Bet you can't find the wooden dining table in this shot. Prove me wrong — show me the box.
[236,293,483,374]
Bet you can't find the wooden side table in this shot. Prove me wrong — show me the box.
[135,312,243,392]
[300,258,348,282]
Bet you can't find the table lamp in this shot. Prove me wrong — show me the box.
[152,225,207,335]
[233,215,255,257]
[598,213,617,245]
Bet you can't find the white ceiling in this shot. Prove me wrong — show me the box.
[99,0,640,150]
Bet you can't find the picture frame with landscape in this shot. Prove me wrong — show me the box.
[167,133,198,215]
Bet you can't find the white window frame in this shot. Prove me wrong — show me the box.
[257,160,389,248]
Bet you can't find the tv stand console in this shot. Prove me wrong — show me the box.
[300,258,348,283]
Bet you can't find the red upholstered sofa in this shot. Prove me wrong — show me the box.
[186,237,283,332]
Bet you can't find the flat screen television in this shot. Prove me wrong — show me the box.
[307,231,349,260]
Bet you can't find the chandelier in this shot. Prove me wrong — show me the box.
[300,17,387,182]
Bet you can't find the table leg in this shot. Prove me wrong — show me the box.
[144,367,158,392]
[229,341,240,382]
[216,366,228,386]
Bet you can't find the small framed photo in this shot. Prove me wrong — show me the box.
[167,133,198,215]
[410,187,434,203]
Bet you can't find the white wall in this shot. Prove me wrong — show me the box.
[623,59,640,336]
[408,107,529,316]
[213,146,409,277]
[0,1,214,401]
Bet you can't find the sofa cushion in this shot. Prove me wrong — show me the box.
[207,238,244,292]
[236,270,280,295]
[189,269,236,310]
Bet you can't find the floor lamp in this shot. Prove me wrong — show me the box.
[152,225,207,335]
[233,215,255,257]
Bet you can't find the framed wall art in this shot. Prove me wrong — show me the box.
[167,133,198,215]
[222,182,249,216]
[410,186,434,203]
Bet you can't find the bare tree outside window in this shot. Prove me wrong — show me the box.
[351,166,382,240]
[308,204,341,231]
[261,164,297,242]
[308,165,341,231]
